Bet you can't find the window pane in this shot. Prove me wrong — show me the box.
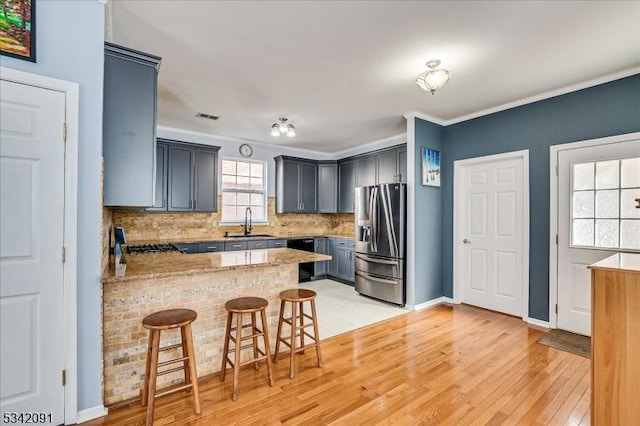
[222,174,236,189]
[250,177,263,191]
[222,160,236,175]
[572,219,594,246]
[251,163,263,177]
[573,191,594,218]
[236,192,250,205]
[250,193,264,206]
[595,219,618,248]
[237,176,250,190]
[621,157,640,188]
[573,162,594,190]
[237,162,250,176]
[620,220,640,250]
[595,190,619,218]
[222,192,236,205]
[621,189,640,219]
[251,206,265,220]
[595,160,619,190]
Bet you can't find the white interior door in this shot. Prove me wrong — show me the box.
[455,152,528,317]
[0,80,66,424]
[557,140,640,336]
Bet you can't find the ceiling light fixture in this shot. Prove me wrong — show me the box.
[271,117,295,137]
[415,59,451,95]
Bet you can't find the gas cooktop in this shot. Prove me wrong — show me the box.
[126,244,181,254]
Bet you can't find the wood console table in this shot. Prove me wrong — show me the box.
[589,253,640,425]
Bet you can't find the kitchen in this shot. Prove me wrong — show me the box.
[1,1,639,425]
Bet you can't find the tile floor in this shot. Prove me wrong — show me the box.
[299,279,408,340]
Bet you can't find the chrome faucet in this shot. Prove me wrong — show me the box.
[243,207,253,236]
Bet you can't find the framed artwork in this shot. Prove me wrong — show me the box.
[0,0,35,62]
[421,147,441,187]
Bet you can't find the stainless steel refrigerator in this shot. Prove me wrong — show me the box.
[354,183,406,305]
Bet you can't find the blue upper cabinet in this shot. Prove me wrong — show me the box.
[275,156,318,213]
[103,42,161,207]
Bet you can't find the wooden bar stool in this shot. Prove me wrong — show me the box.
[273,289,322,379]
[220,297,275,400]
[141,308,200,426]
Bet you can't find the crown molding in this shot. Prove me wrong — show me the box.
[444,67,640,125]
[404,111,447,126]
[330,133,407,160]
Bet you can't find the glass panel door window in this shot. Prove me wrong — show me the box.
[221,158,267,223]
[571,157,640,250]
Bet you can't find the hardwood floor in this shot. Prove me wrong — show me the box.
[83,304,591,425]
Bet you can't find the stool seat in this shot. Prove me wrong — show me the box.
[279,289,317,302]
[143,308,197,330]
[225,297,268,313]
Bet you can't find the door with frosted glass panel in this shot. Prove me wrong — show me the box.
[557,140,640,336]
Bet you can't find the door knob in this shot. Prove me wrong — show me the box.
[463,239,471,244]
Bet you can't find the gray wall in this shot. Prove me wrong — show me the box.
[0,0,106,411]
[440,74,640,321]
[413,118,445,303]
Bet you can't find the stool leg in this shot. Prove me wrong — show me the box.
[273,299,285,362]
[299,301,305,354]
[251,312,259,370]
[289,301,297,379]
[310,299,323,368]
[145,330,160,426]
[183,323,201,414]
[180,326,191,386]
[260,308,275,386]
[232,312,243,401]
[141,329,154,407]
[220,311,233,382]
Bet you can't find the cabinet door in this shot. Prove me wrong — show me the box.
[147,142,167,211]
[225,241,248,251]
[314,238,327,276]
[197,242,223,253]
[174,243,199,254]
[281,160,301,212]
[356,155,376,188]
[318,163,337,213]
[336,246,350,280]
[168,145,194,211]
[338,160,355,213]
[300,162,318,212]
[326,238,336,276]
[347,249,355,281]
[398,148,407,183]
[267,239,287,248]
[377,149,398,184]
[103,49,158,207]
[194,148,217,212]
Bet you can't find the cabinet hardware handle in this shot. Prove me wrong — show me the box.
[194,199,197,209]
[206,246,217,249]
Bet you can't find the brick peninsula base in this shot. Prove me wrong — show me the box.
[101,248,329,405]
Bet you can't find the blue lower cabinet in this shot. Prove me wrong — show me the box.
[267,239,286,248]
[247,240,268,250]
[224,241,248,251]
[198,242,223,252]
[174,243,199,254]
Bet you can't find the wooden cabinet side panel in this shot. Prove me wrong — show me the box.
[591,269,640,425]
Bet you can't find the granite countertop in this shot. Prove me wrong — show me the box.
[103,248,332,283]
[126,234,354,245]
[588,252,640,274]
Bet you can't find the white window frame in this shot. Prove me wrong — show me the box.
[219,156,268,225]
[569,157,640,252]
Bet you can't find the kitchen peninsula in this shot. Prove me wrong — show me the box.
[102,247,330,406]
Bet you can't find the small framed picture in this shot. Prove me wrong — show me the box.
[421,147,441,187]
[0,0,36,62]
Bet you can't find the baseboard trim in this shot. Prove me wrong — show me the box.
[76,405,108,424]
[527,317,550,328]
[408,296,454,311]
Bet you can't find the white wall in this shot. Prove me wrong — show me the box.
[0,0,106,412]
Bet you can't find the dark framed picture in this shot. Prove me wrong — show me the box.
[0,0,35,62]
[421,147,441,187]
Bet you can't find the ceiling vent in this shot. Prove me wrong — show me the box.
[196,112,220,120]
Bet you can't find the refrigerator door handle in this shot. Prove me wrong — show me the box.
[355,253,398,265]
[373,187,379,252]
[380,185,398,258]
[355,271,398,286]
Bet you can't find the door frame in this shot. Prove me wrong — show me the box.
[453,149,530,321]
[1,67,79,424]
[548,131,640,330]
